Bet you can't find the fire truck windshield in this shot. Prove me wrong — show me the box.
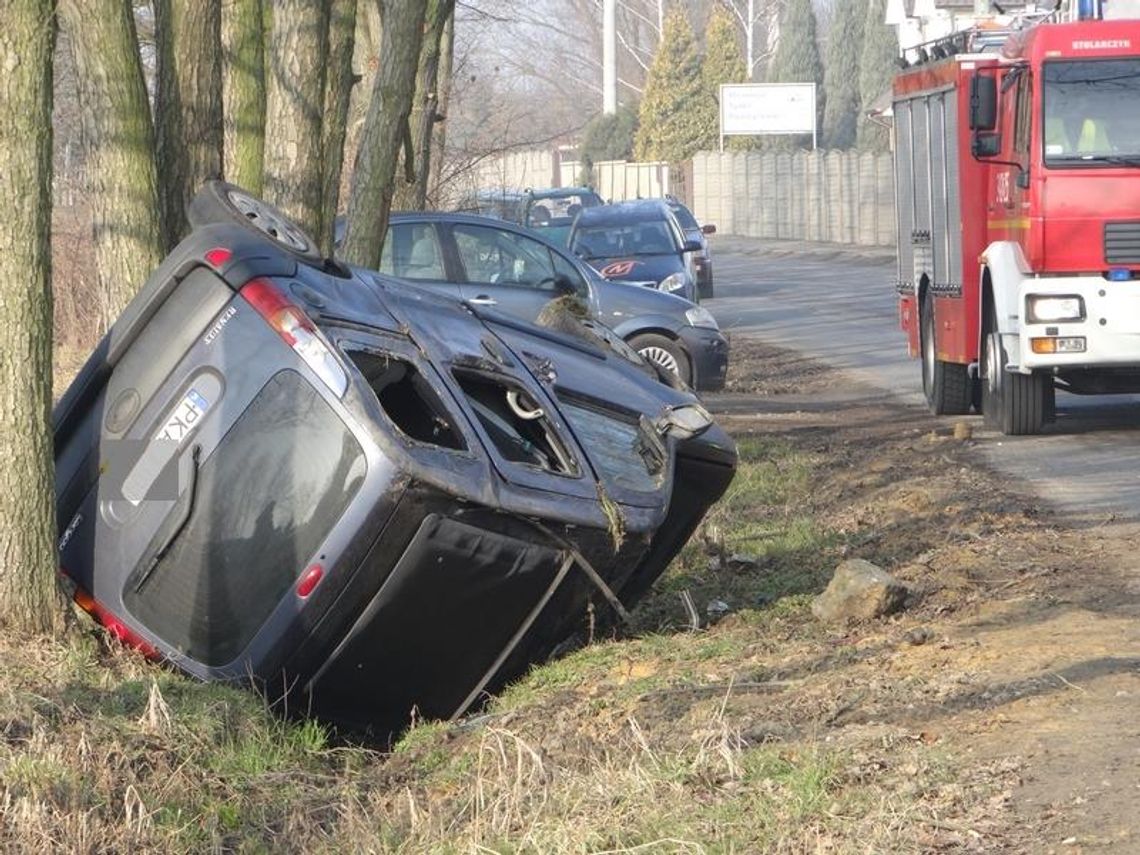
[1043,60,1140,166]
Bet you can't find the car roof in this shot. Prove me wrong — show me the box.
[524,186,599,201]
[388,211,572,250]
[574,199,674,227]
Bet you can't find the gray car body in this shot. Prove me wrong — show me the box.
[374,212,729,392]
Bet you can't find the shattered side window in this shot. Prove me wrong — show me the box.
[454,371,578,476]
[347,349,466,451]
[557,393,665,494]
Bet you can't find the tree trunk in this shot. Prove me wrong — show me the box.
[264,0,329,244]
[318,0,358,255]
[393,0,454,211]
[0,0,68,635]
[426,11,453,207]
[155,0,223,248]
[59,0,165,332]
[339,0,426,268]
[339,2,381,206]
[222,0,266,194]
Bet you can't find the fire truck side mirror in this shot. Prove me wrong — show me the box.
[969,75,998,131]
[973,133,1002,158]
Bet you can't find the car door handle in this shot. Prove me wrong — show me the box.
[468,295,497,306]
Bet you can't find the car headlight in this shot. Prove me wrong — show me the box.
[659,272,686,294]
[685,306,719,330]
[1027,295,1084,323]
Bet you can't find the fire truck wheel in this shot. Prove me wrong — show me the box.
[921,293,971,415]
[981,321,1047,436]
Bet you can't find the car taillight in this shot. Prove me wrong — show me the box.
[241,278,348,397]
[73,587,160,660]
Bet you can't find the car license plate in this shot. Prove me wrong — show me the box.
[154,388,210,443]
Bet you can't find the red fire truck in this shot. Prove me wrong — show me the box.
[893,13,1140,434]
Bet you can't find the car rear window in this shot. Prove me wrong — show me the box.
[123,370,366,666]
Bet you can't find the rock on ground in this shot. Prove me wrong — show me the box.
[812,558,909,623]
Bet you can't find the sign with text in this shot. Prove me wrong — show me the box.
[719,83,816,136]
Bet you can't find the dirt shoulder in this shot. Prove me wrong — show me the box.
[705,340,1140,852]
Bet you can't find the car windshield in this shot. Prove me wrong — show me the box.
[570,221,677,259]
[525,193,599,229]
[1043,60,1140,165]
[668,204,699,230]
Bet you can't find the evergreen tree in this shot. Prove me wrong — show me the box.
[578,106,638,185]
[765,0,824,149]
[700,5,747,151]
[634,9,706,162]
[857,0,897,152]
[823,0,866,149]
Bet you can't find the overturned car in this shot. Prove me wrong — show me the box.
[53,182,737,733]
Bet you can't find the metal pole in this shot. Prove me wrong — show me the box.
[603,0,617,114]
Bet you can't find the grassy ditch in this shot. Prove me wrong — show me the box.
[2,401,1045,851]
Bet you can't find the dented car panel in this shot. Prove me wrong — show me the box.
[54,183,736,734]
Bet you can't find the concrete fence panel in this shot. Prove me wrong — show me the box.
[691,149,896,247]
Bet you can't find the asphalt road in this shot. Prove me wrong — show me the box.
[707,236,1140,520]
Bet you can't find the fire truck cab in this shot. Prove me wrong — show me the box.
[894,14,1140,434]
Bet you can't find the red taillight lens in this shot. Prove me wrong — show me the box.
[73,588,160,659]
[241,278,347,396]
[296,564,324,598]
[205,247,233,267]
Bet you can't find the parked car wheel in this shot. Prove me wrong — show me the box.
[188,180,323,263]
[629,333,691,386]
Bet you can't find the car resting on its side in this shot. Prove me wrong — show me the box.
[54,182,737,736]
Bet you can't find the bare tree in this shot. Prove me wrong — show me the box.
[318,0,358,253]
[264,0,330,242]
[339,0,426,267]
[426,11,455,204]
[222,0,266,194]
[393,0,456,210]
[0,0,68,634]
[59,0,165,330]
[155,0,223,247]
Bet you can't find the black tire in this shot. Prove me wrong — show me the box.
[187,180,323,263]
[628,333,692,387]
[980,303,1047,435]
[698,271,714,300]
[920,291,971,415]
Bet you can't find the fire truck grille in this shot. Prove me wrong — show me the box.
[1105,222,1140,264]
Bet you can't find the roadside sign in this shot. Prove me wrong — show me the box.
[719,83,817,150]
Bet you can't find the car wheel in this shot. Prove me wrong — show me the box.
[629,333,692,386]
[981,302,1048,435]
[187,179,323,263]
[697,275,714,300]
[920,290,970,415]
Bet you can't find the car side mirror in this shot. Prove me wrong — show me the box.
[701,224,717,235]
[682,239,702,253]
[972,132,1001,158]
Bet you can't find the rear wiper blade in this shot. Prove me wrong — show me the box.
[133,444,202,594]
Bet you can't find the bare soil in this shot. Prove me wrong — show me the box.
[700,340,1140,852]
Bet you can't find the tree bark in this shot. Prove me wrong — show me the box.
[340,0,426,268]
[339,2,381,206]
[426,11,453,207]
[155,0,223,248]
[318,0,357,255]
[222,0,266,194]
[59,0,165,332]
[264,0,329,244]
[0,0,68,635]
[393,0,454,211]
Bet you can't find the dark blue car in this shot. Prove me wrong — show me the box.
[568,199,702,304]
